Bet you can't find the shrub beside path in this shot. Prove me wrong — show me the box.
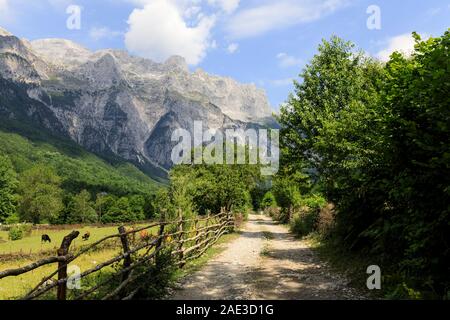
[170,213,367,300]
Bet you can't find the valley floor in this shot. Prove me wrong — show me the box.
[171,213,366,300]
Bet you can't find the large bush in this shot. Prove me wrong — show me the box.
[8,226,23,241]
[8,224,32,241]
[261,191,277,209]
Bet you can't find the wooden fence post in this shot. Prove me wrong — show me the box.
[227,210,234,233]
[57,230,79,300]
[156,210,166,250]
[177,209,184,267]
[118,226,132,282]
[204,211,212,245]
[194,217,200,246]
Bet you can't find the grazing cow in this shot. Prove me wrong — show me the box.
[41,234,51,243]
[82,232,90,241]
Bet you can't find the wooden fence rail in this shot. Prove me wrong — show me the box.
[0,209,235,300]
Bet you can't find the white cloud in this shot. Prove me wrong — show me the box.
[89,27,123,41]
[226,0,349,39]
[276,52,302,68]
[184,5,202,19]
[124,0,216,65]
[376,33,421,62]
[208,0,240,14]
[227,42,239,54]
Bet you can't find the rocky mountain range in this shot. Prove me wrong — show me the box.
[0,27,275,180]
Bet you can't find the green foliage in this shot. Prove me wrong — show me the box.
[169,161,263,217]
[5,213,20,225]
[128,195,146,221]
[283,194,326,238]
[101,197,130,223]
[0,130,164,224]
[271,175,302,223]
[94,193,116,221]
[301,194,326,211]
[373,31,450,297]
[133,248,177,299]
[290,209,319,237]
[18,165,64,224]
[0,130,161,197]
[279,36,384,187]
[278,31,450,298]
[67,190,98,223]
[261,191,277,209]
[8,226,23,241]
[0,155,18,223]
[7,224,32,241]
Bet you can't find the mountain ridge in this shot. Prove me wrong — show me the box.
[0,27,276,181]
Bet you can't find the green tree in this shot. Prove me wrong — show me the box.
[169,161,261,217]
[278,35,387,231]
[101,196,137,223]
[279,36,384,189]
[0,155,18,223]
[376,31,450,296]
[94,193,115,222]
[68,190,97,223]
[261,191,277,209]
[129,195,146,221]
[18,165,64,224]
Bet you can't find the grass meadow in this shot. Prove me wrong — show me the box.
[0,223,161,300]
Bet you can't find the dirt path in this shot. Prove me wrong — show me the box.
[170,213,366,300]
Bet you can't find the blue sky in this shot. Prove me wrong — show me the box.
[0,0,449,111]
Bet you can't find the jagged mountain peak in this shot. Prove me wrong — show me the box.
[164,55,189,72]
[31,38,92,68]
[0,27,12,37]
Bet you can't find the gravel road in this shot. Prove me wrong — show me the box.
[170,213,366,300]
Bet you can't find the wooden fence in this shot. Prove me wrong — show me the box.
[0,209,235,300]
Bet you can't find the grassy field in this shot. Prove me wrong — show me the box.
[0,218,229,300]
[0,248,120,300]
[0,222,161,300]
[0,223,159,256]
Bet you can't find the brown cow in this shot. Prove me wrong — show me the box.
[82,232,90,241]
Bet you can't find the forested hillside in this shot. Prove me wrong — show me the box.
[0,128,163,225]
